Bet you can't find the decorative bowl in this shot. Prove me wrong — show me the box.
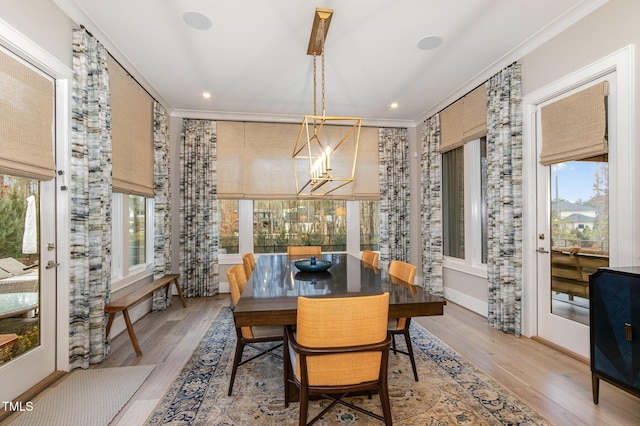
[294,258,332,272]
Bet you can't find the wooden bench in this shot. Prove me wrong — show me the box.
[0,333,18,350]
[104,274,186,356]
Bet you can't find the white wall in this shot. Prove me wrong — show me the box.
[0,1,73,66]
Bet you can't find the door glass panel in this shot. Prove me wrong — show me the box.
[0,175,40,365]
[550,159,609,325]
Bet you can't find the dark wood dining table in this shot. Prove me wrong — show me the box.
[232,253,446,327]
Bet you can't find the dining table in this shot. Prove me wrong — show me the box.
[232,253,446,327]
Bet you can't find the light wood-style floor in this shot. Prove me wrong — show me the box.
[13,295,640,425]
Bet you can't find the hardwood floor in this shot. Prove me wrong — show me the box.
[96,296,228,425]
[414,303,640,426]
[9,295,640,425]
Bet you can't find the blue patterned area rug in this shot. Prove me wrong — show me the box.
[146,307,551,425]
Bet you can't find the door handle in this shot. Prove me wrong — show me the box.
[536,247,549,254]
[45,260,60,269]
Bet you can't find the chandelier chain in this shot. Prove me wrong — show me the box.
[313,54,317,122]
[321,18,326,117]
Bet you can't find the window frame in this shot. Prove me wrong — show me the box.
[218,199,376,266]
[442,137,488,278]
[111,192,154,291]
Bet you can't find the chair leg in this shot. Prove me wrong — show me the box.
[228,339,245,396]
[379,384,393,425]
[391,334,397,354]
[299,386,309,426]
[403,328,418,382]
[284,336,291,407]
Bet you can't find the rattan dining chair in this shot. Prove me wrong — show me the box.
[287,246,322,257]
[242,252,256,278]
[227,265,283,396]
[388,259,419,381]
[361,250,379,267]
[284,293,392,425]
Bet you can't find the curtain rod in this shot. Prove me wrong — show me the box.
[79,25,159,104]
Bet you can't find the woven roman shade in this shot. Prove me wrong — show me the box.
[217,121,245,199]
[462,85,487,142]
[0,48,55,180]
[439,84,487,152]
[439,100,464,153]
[540,81,609,166]
[217,121,380,200]
[351,126,380,201]
[244,122,299,199]
[109,56,154,196]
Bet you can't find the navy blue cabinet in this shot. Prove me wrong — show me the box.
[590,266,640,403]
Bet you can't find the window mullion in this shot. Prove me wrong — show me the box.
[346,200,359,256]
[464,142,476,264]
[238,199,254,254]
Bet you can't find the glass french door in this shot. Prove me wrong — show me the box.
[536,74,613,359]
[0,175,56,402]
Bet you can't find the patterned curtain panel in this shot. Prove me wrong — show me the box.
[152,101,172,311]
[420,115,444,296]
[486,63,523,336]
[70,28,113,367]
[180,119,218,297]
[378,128,410,268]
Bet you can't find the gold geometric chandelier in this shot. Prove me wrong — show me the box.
[292,7,362,196]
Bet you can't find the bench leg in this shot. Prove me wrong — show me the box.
[172,277,187,308]
[122,309,142,356]
[105,313,115,340]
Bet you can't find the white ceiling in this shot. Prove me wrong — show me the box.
[54,0,606,126]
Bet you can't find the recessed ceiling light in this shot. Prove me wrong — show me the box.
[202,92,211,99]
[389,102,399,109]
[417,35,443,51]
[183,11,212,30]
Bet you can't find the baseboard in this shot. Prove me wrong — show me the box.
[531,336,589,365]
[443,287,488,318]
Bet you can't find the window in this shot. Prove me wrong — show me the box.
[217,199,379,261]
[128,195,146,266]
[442,146,464,258]
[360,200,380,251]
[442,137,487,269]
[112,193,153,285]
[218,199,239,254]
[253,200,347,253]
[480,138,488,264]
